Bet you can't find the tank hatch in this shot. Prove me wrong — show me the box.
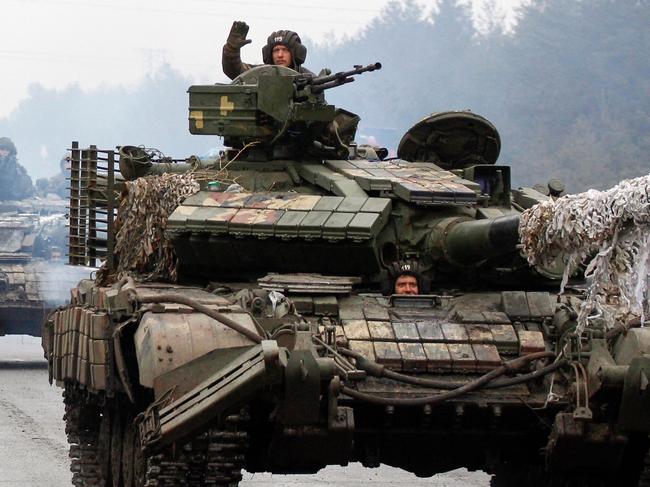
[397,111,501,169]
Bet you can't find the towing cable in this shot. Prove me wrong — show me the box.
[338,349,562,406]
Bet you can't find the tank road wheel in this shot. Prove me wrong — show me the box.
[64,389,111,487]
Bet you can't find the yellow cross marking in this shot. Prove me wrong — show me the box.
[220,95,235,116]
[190,110,204,129]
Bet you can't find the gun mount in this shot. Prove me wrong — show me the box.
[293,62,382,93]
[188,62,381,158]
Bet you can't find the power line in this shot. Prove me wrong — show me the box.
[159,0,387,14]
[4,0,383,24]
[0,51,223,73]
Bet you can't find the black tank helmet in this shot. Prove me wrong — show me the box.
[385,259,431,295]
[262,30,307,71]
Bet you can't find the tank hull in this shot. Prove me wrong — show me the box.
[42,277,650,485]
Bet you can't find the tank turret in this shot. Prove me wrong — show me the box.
[114,70,541,286]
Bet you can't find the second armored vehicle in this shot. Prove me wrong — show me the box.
[0,198,71,337]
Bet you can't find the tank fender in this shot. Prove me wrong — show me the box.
[133,308,259,388]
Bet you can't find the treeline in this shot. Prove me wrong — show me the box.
[1,0,648,191]
[0,66,215,179]
[309,0,650,191]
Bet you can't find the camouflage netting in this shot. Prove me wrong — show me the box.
[97,173,200,284]
[519,174,650,335]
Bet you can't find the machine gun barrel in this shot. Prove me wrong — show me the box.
[310,77,354,94]
[311,62,382,86]
[295,62,382,93]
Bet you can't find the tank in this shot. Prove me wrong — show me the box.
[0,137,78,337]
[42,64,650,487]
[0,197,71,336]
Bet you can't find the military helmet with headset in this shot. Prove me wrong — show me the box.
[385,259,431,295]
[262,30,307,70]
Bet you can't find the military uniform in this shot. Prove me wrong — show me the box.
[222,42,257,80]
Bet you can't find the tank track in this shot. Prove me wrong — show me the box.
[64,384,248,487]
[144,412,248,487]
[64,391,107,487]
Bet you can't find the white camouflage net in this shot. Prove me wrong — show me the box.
[98,173,200,284]
[519,174,650,335]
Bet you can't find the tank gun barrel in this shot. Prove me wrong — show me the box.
[429,214,520,266]
[118,145,217,181]
[295,62,382,94]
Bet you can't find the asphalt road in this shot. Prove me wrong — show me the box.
[0,335,491,487]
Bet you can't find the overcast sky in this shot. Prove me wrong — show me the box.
[1,0,528,118]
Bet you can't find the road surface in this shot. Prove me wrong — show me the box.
[0,335,491,487]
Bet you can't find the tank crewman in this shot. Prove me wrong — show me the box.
[222,21,312,80]
[389,261,423,295]
[0,137,35,200]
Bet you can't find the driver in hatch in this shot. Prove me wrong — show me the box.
[390,261,424,295]
[222,21,313,80]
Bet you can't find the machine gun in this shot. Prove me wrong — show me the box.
[294,62,382,94]
[187,62,382,148]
